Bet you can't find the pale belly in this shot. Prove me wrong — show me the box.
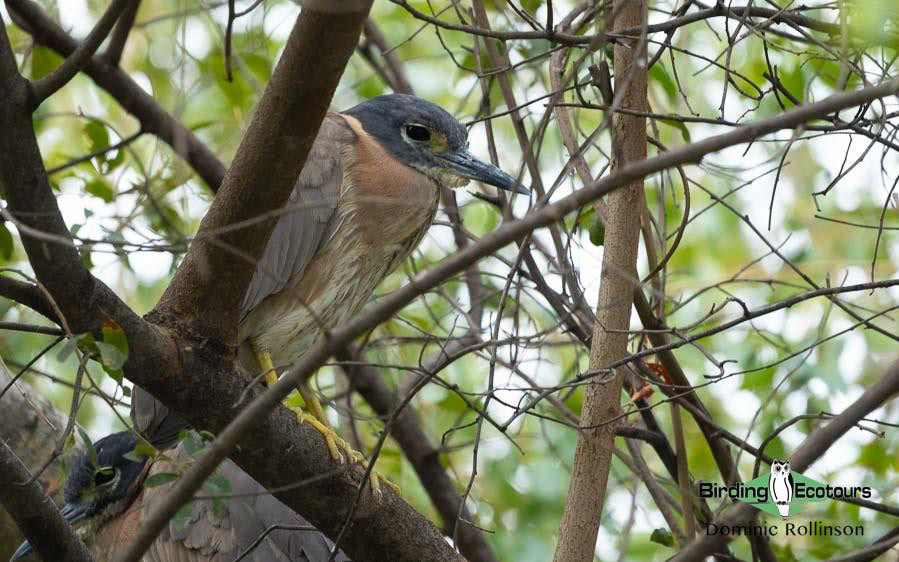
[237,188,438,373]
[238,257,381,369]
[237,232,429,372]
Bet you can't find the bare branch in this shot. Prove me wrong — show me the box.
[28,0,130,107]
[0,275,58,322]
[7,0,227,191]
[555,1,648,558]
[0,439,93,562]
[102,0,141,67]
[339,342,497,562]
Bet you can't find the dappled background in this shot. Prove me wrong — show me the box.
[1,0,897,560]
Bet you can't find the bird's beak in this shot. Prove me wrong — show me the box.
[10,502,90,561]
[437,150,529,195]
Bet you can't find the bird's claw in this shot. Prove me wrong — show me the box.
[295,410,345,462]
[286,404,397,500]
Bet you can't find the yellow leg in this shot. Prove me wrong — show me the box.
[255,349,342,461]
[254,348,391,498]
[255,348,279,387]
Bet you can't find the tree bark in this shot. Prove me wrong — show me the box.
[553,1,647,560]
[0,360,86,561]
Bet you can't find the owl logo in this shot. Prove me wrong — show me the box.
[769,460,794,519]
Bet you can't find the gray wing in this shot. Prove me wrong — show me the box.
[131,385,190,450]
[142,440,350,562]
[240,114,352,321]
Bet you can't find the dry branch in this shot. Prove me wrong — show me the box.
[6,0,227,191]
[554,1,648,559]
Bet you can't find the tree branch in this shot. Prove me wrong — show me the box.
[339,342,498,562]
[360,19,413,94]
[28,0,130,107]
[390,1,858,45]
[0,358,84,558]
[0,9,147,341]
[0,275,58,322]
[555,1,648,558]
[6,0,227,191]
[0,440,92,562]
[103,0,141,67]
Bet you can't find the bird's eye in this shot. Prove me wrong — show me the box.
[405,125,430,142]
[94,467,117,487]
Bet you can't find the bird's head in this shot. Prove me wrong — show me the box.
[343,93,529,195]
[11,431,148,561]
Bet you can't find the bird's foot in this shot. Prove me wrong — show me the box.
[291,408,396,499]
[291,406,345,462]
[254,350,394,497]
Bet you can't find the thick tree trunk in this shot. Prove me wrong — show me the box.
[553,1,648,560]
[0,360,82,560]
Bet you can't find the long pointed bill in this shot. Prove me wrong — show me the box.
[10,502,90,561]
[437,150,529,195]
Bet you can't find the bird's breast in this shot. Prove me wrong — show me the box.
[240,114,441,369]
[241,202,437,369]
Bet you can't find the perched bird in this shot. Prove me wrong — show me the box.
[130,94,525,496]
[12,96,524,560]
[235,95,525,472]
[11,430,349,561]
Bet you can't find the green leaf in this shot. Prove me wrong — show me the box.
[63,432,78,455]
[0,222,13,260]
[124,442,157,463]
[203,474,232,496]
[80,247,93,270]
[102,321,129,362]
[95,341,126,370]
[83,121,110,154]
[58,333,97,362]
[649,64,677,103]
[122,450,142,462]
[96,321,129,381]
[85,179,115,202]
[77,426,98,468]
[172,502,193,530]
[183,432,205,456]
[659,118,691,143]
[780,64,805,105]
[189,120,218,132]
[105,145,126,172]
[650,527,676,547]
[144,472,179,487]
[589,218,605,246]
[31,47,63,80]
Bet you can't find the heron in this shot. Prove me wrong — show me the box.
[225,94,524,484]
[13,95,525,560]
[10,429,350,561]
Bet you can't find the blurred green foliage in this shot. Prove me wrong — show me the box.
[1,1,897,560]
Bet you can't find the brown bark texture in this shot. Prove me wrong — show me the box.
[553,1,648,560]
[0,361,87,561]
